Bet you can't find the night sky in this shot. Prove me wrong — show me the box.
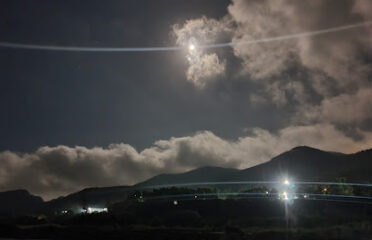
[1,0,371,199]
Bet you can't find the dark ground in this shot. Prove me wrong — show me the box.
[0,198,371,239]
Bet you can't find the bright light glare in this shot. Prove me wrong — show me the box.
[188,44,195,51]
[283,179,290,185]
[86,207,108,214]
[282,191,288,200]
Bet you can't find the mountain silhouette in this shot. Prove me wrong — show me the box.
[0,189,44,216]
[137,146,372,186]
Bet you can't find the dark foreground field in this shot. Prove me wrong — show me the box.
[1,198,372,240]
[1,224,372,240]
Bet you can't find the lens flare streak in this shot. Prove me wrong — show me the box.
[0,21,370,52]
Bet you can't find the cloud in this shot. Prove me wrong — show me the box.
[298,87,372,125]
[186,53,225,88]
[228,0,371,86]
[225,0,372,113]
[172,16,231,47]
[1,124,372,200]
[171,0,372,134]
[173,0,371,98]
[227,0,297,80]
[172,16,231,88]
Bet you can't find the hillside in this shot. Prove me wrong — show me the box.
[0,189,44,216]
[136,146,372,187]
[45,185,130,213]
[136,166,240,187]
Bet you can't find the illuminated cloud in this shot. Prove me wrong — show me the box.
[172,16,231,48]
[226,0,372,111]
[227,0,297,80]
[173,0,371,95]
[186,53,225,88]
[172,0,372,132]
[172,16,231,88]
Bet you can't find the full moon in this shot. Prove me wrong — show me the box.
[188,44,195,51]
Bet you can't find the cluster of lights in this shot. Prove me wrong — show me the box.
[83,207,108,214]
[279,178,296,202]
